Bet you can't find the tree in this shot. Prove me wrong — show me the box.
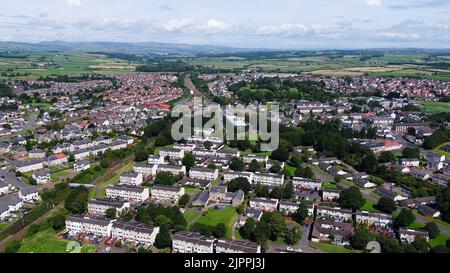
[255,183,270,197]
[227,177,251,194]
[213,223,226,238]
[402,147,420,159]
[289,155,303,167]
[118,208,133,222]
[350,228,373,250]
[378,236,403,253]
[284,228,301,245]
[239,218,256,239]
[64,186,89,214]
[154,215,174,230]
[424,222,440,239]
[360,154,379,174]
[282,182,294,199]
[378,151,396,163]
[269,162,282,173]
[338,186,365,210]
[5,240,21,253]
[204,141,213,150]
[230,157,245,171]
[105,208,117,219]
[270,146,289,162]
[292,204,309,225]
[248,160,263,172]
[375,197,397,214]
[182,152,196,171]
[411,236,429,253]
[178,194,190,208]
[50,214,66,231]
[269,187,283,200]
[68,154,75,162]
[154,171,178,186]
[304,166,314,179]
[260,212,287,241]
[394,208,415,228]
[154,228,172,249]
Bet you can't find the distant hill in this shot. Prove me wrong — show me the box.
[0,41,260,56]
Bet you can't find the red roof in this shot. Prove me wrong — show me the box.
[384,140,401,147]
[143,102,171,110]
[55,153,66,159]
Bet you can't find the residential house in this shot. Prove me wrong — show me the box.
[119,172,143,186]
[292,177,322,190]
[189,167,219,181]
[65,215,113,237]
[311,219,353,246]
[172,231,215,253]
[249,197,279,212]
[316,206,353,222]
[111,221,159,246]
[106,185,149,203]
[399,228,429,244]
[32,169,51,184]
[87,199,130,217]
[151,185,185,204]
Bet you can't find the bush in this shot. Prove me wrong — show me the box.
[424,222,440,239]
[4,240,21,253]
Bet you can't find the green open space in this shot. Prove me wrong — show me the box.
[309,242,356,253]
[193,206,240,239]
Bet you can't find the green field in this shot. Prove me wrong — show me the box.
[309,242,356,253]
[420,101,450,114]
[433,142,450,158]
[0,222,10,232]
[408,220,424,230]
[429,234,449,248]
[184,209,202,224]
[284,164,297,177]
[361,200,380,213]
[18,228,100,253]
[323,181,338,190]
[194,207,240,239]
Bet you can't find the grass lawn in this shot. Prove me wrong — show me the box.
[284,164,297,177]
[185,187,201,196]
[50,170,70,182]
[433,142,450,158]
[184,209,202,224]
[408,220,424,230]
[0,222,10,232]
[323,181,338,190]
[420,101,450,114]
[18,228,99,253]
[194,206,240,239]
[361,200,380,213]
[429,234,450,248]
[309,242,355,253]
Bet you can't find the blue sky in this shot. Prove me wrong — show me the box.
[0,0,449,49]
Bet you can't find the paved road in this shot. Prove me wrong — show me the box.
[184,75,212,105]
[231,221,238,240]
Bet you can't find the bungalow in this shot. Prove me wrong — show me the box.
[400,158,420,167]
[417,205,441,218]
[151,185,185,204]
[322,189,341,202]
[74,160,91,171]
[159,148,185,161]
[172,231,215,253]
[353,178,376,188]
[110,140,128,151]
[249,197,279,212]
[189,167,219,181]
[156,165,186,176]
[311,219,353,246]
[46,153,68,167]
[65,215,113,237]
[242,155,268,164]
[14,159,44,173]
[399,228,429,244]
[223,170,253,184]
[32,169,51,184]
[28,148,46,159]
[133,163,158,178]
[19,186,41,203]
[292,177,322,190]
[112,221,159,246]
[106,185,149,203]
[215,239,261,253]
[355,211,393,228]
[72,148,91,161]
[87,199,130,217]
[316,206,352,222]
[377,187,408,202]
[238,208,264,227]
[431,173,449,186]
[147,155,164,165]
[253,173,284,187]
[119,172,143,186]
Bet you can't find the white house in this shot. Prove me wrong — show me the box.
[322,189,341,202]
[355,211,393,228]
[292,177,322,190]
[316,206,353,222]
[151,185,185,204]
[112,221,159,246]
[74,160,91,171]
[242,155,268,164]
[119,172,143,186]
[399,228,429,244]
[133,163,158,178]
[148,155,165,165]
[87,199,130,217]
[156,164,186,175]
[159,148,185,160]
[400,158,420,167]
[28,148,46,159]
[172,231,215,253]
[253,173,284,187]
[106,185,149,203]
[223,171,254,184]
[32,169,51,184]
[65,215,114,237]
[14,159,44,173]
[249,197,279,212]
[215,239,261,253]
[19,187,41,203]
[189,167,219,181]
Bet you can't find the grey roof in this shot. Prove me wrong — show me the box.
[112,221,155,234]
[89,199,128,208]
[193,190,210,204]
[216,239,260,253]
[0,192,22,213]
[107,184,145,193]
[19,186,40,195]
[66,215,112,226]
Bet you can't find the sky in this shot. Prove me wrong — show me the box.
[0,0,449,49]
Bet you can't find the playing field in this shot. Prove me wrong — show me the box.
[194,206,240,239]
[420,101,450,114]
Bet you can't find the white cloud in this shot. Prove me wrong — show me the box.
[256,23,341,37]
[66,0,81,6]
[196,19,230,33]
[163,18,194,32]
[366,0,382,6]
[378,32,419,40]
